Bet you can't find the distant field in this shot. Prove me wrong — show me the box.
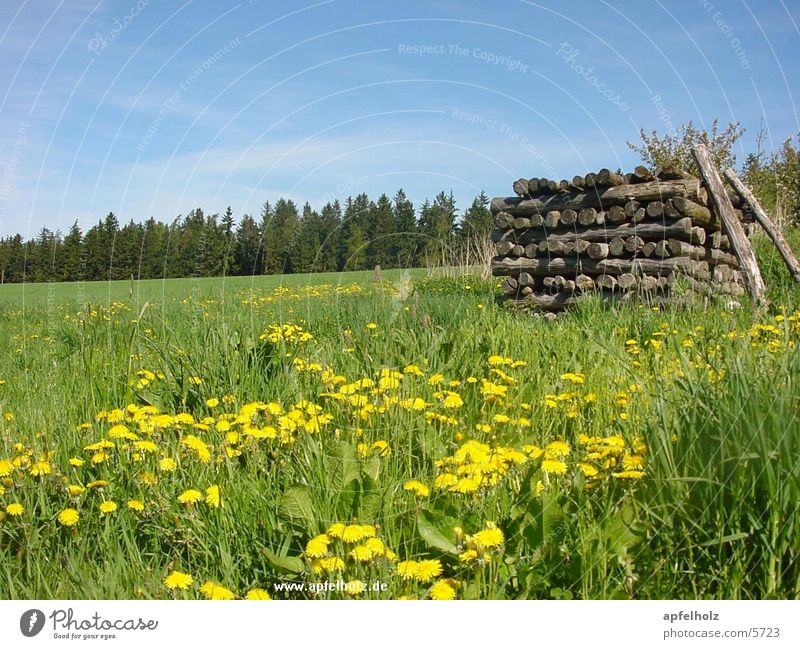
[1,245,799,599]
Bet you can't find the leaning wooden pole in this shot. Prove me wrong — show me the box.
[692,144,766,304]
[723,167,800,283]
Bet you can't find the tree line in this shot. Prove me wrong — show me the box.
[0,190,493,284]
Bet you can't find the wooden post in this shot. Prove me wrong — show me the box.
[692,144,766,303]
[723,168,800,283]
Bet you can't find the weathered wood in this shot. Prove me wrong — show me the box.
[632,207,646,223]
[538,240,565,255]
[624,200,640,218]
[596,274,618,290]
[690,227,707,246]
[598,168,626,186]
[578,207,599,226]
[618,273,638,290]
[562,241,576,255]
[709,231,730,250]
[606,205,627,224]
[724,167,800,282]
[642,241,657,257]
[664,199,681,219]
[491,255,709,279]
[560,208,578,226]
[646,201,664,218]
[574,239,590,254]
[571,175,586,190]
[544,210,561,229]
[608,236,625,257]
[490,178,706,216]
[518,271,536,287]
[639,275,658,291]
[496,241,515,255]
[513,217,531,229]
[633,166,655,183]
[693,144,765,303]
[666,239,739,267]
[585,172,599,187]
[671,196,717,230]
[575,274,595,291]
[656,165,696,181]
[512,244,525,256]
[587,242,609,260]
[502,276,519,296]
[624,236,645,254]
[654,240,670,258]
[513,178,530,196]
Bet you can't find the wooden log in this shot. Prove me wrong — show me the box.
[724,167,800,282]
[671,196,717,230]
[560,209,578,226]
[558,179,571,192]
[709,231,730,250]
[524,243,538,258]
[578,207,599,226]
[527,178,540,194]
[596,210,606,226]
[646,201,664,218]
[491,255,709,280]
[690,227,707,246]
[521,285,534,296]
[595,275,617,290]
[609,236,625,257]
[562,279,577,293]
[513,217,531,229]
[693,144,765,303]
[624,172,636,184]
[598,168,626,186]
[712,264,734,283]
[639,275,658,291]
[585,172,599,187]
[632,207,646,223]
[575,274,595,291]
[513,178,530,196]
[642,241,657,257]
[633,166,655,183]
[624,200,640,218]
[562,241,576,255]
[571,175,586,190]
[654,241,670,258]
[529,213,544,227]
[538,240,565,255]
[538,177,553,193]
[656,165,696,181]
[574,239,590,254]
[606,205,627,224]
[666,239,739,267]
[624,236,645,254]
[490,178,707,216]
[502,276,519,296]
[587,242,609,260]
[664,199,681,219]
[518,271,536,287]
[544,211,561,229]
[618,273,638,290]
[512,245,525,256]
[501,217,696,247]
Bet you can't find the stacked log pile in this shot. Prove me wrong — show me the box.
[491,166,751,310]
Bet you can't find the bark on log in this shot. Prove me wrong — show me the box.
[664,199,681,219]
[666,239,739,267]
[609,236,625,257]
[500,217,696,247]
[513,178,530,196]
[724,167,800,282]
[492,255,709,279]
[693,144,765,303]
[587,242,610,260]
[671,196,717,230]
[633,166,655,182]
[606,205,627,224]
[598,168,626,186]
[490,178,706,216]
[496,241,514,255]
[571,175,586,189]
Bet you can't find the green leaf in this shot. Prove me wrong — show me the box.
[278,485,315,528]
[262,548,304,575]
[330,441,361,492]
[417,509,458,554]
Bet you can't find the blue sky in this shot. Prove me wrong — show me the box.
[1,0,798,237]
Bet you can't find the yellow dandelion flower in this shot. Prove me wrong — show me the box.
[205,398,220,408]
[403,480,430,498]
[200,581,235,600]
[326,523,345,539]
[430,579,457,600]
[163,571,193,590]
[5,503,24,516]
[68,457,84,467]
[344,580,366,595]
[541,459,567,475]
[67,484,85,497]
[472,523,504,548]
[205,484,221,508]
[245,588,271,600]
[305,534,330,558]
[415,559,443,583]
[57,508,80,526]
[127,499,145,512]
[99,500,118,514]
[177,489,203,504]
[159,458,177,472]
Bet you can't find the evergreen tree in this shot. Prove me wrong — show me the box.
[234,214,262,276]
[60,221,83,282]
[318,201,342,272]
[391,189,417,267]
[368,193,394,268]
[263,199,298,274]
[458,191,492,239]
